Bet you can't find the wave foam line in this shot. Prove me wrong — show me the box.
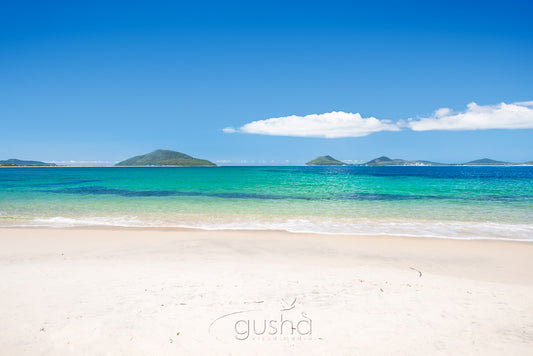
[8,216,531,241]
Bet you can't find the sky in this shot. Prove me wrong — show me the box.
[1,0,532,165]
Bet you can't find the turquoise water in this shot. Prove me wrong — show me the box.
[1,166,532,239]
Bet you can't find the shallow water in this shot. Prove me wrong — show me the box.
[1,166,532,240]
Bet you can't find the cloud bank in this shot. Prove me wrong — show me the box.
[223,111,399,138]
[223,101,533,138]
[403,101,533,131]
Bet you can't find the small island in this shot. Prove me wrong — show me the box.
[115,149,216,167]
[305,155,532,166]
[462,158,509,165]
[364,156,409,166]
[361,157,520,166]
[0,159,56,167]
[362,156,444,166]
[305,155,347,166]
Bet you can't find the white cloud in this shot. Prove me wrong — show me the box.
[224,102,533,138]
[222,127,237,133]
[225,111,400,138]
[403,101,533,131]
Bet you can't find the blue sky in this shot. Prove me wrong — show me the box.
[1,0,532,165]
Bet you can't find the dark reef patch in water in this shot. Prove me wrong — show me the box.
[43,186,313,200]
[289,166,533,179]
[42,186,531,202]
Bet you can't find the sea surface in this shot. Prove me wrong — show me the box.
[1,166,532,240]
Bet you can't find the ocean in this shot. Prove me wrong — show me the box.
[1,166,532,240]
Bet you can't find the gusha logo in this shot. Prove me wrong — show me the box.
[209,297,313,341]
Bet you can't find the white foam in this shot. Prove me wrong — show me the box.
[31,216,152,228]
[9,215,532,241]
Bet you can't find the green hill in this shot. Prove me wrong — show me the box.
[115,149,216,166]
[0,159,56,166]
[362,156,517,166]
[305,155,346,166]
[364,156,409,166]
[363,156,445,166]
[463,158,509,165]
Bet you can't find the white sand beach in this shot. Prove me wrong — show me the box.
[1,227,532,355]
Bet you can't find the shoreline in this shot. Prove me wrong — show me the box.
[3,223,533,243]
[3,216,532,242]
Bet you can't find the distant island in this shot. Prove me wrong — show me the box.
[362,156,444,166]
[115,149,216,167]
[0,159,56,167]
[361,157,517,166]
[305,155,532,166]
[462,158,509,165]
[1,153,530,168]
[306,155,347,166]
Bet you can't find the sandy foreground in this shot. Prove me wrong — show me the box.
[0,228,532,355]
